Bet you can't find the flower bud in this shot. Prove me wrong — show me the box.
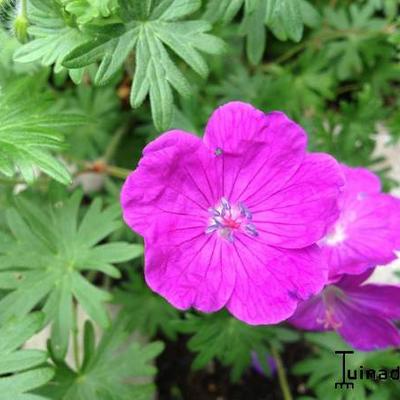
[14,14,29,43]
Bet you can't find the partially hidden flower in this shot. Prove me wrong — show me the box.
[251,352,276,376]
[121,102,344,324]
[290,270,400,350]
[319,165,400,279]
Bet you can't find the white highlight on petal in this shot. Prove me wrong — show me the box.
[323,222,347,246]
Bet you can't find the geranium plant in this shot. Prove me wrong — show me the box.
[1,1,400,399]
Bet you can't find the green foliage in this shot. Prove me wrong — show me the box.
[322,3,390,80]
[0,0,400,397]
[293,332,400,400]
[205,0,318,64]
[0,192,142,359]
[115,271,180,340]
[174,311,299,381]
[63,0,224,130]
[13,0,89,83]
[0,313,54,400]
[56,84,123,159]
[61,0,119,25]
[41,315,164,400]
[308,85,385,166]
[0,77,84,184]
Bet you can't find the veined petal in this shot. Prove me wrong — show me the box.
[345,283,400,320]
[332,269,375,288]
[250,153,344,248]
[144,235,236,312]
[335,298,400,351]
[203,103,307,204]
[226,239,327,325]
[121,130,219,238]
[204,102,305,153]
[324,193,400,277]
[289,294,327,331]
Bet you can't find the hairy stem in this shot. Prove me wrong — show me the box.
[20,0,27,16]
[270,346,293,400]
[72,301,80,372]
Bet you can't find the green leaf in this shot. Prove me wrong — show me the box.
[299,0,321,28]
[0,78,85,184]
[321,4,387,81]
[40,315,164,400]
[203,0,243,24]
[114,272,180,339]
[241,0,267,65]
[0,368,54,400]
[62,0,119,25]
[277,0,304,42]
[293,332,398,399]
[174,311,298,381]
[13,0,89,82]
[0,193,142,359]
[63,0,225,130]
[0,313,54,400]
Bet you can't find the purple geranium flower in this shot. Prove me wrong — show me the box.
[319,165,400,279]
[121,102,343,324]
[290,270,400,350]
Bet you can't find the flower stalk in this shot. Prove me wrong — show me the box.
[270,346,293,400]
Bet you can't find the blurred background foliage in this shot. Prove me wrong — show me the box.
[0,0,399,399]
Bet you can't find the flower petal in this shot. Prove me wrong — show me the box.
[324,193,400,277]
[289,294,327,331]
[335,298,400,350]
[226,238,327,325]
[203,103,307,205]
[345,283,400,320]
[333,269,374,288]
[204,102,305,153]
[340,165,382,202]
[250,153,344,248]
[121,130,219,238]
[144,235,236,312]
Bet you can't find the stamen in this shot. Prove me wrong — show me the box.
[205,224,219,234]
[245,223,258,237]
[239,202,252,220]
[317,308,342,330]
[221,197,230,210]
[205,198,258,242]
[208,207,220,217]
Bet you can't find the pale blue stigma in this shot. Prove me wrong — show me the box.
[206,198,258,242]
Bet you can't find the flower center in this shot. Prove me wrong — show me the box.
[317,286,345,330]
[316,307,342,330]
[205,197,258,242]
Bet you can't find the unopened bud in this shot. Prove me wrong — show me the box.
[14,14,29,43]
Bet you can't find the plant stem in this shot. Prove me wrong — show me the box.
[103,123,129,163]
[72,301,80,372]
[0,177,25,185]
[270,346,293,400]
[104,165,131,179]
[20,0,28,17]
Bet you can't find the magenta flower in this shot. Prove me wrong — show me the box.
[290,270,400,350]
[319,165,400,279]
[121,102,344,324]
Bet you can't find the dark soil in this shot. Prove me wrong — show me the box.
[155,335,312,400]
